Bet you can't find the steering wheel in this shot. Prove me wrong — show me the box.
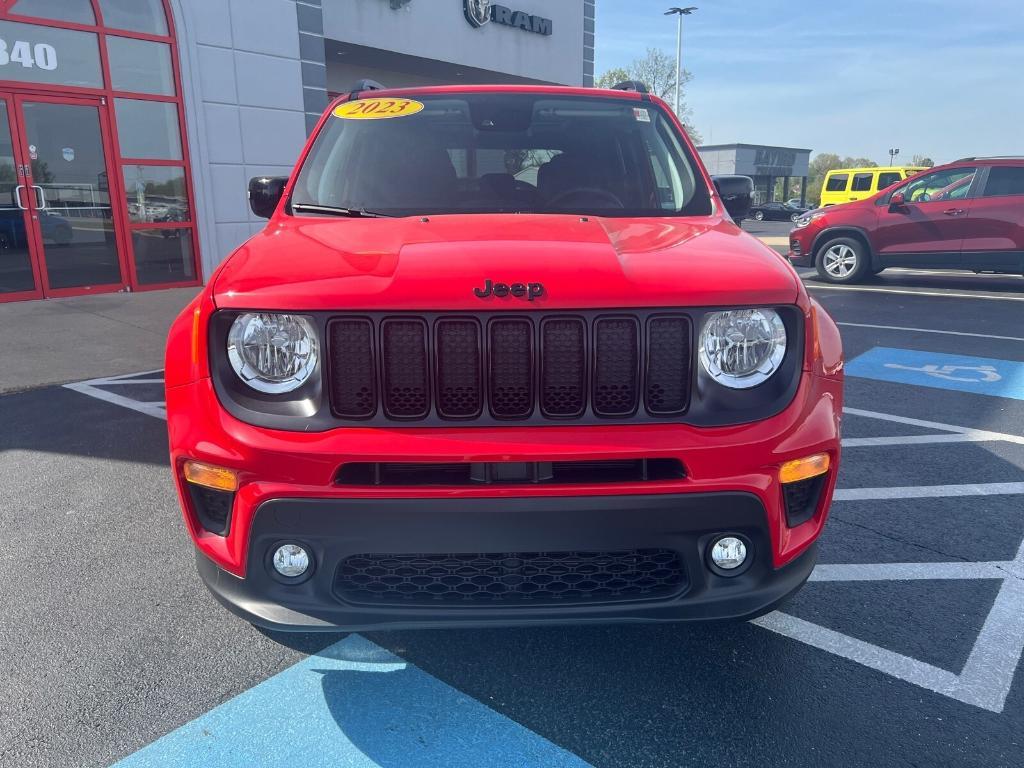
[546,187,625,209]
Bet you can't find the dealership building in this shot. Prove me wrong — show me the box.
[0,0,594,303]
[698,143,812,206]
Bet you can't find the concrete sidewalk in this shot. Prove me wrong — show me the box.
[0,287,199,393]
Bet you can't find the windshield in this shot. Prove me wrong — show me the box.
[291,93,712,218]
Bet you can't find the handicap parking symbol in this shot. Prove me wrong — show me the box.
[846,347,1024,400]
[883,363,1003,384]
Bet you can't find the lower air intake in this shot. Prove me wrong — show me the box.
[336,549,686,606]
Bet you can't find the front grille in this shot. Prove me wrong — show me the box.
[335,549,686,606]
[327,312,692,425]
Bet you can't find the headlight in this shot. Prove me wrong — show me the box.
[699,309,787,389]
[793,209,826,229]
[227,313,319,394]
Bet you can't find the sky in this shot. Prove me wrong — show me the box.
[595,0,1024,163]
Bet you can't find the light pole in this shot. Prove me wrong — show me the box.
[889,147,900,166]
[665,7,697,116]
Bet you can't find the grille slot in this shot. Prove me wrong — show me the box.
[381,319,430,419]
[326,312,693,423]
[435,319,482,418]
[336,549,686,606]
[593,317,640,416]
[489,319,534,418]
[541,317,587,417]
[328,319,376,418]
[336,458,686,486]
[646,316,692,415]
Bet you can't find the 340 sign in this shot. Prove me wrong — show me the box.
[0,38,58,71]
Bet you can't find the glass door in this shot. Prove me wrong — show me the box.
[0,94,41,300]
[15,93,125,296]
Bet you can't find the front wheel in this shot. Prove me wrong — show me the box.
[753,211,765,221]
[816,237,869,283]
[790,213,801,223]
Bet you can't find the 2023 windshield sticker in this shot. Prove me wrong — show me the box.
[333,98,425,120]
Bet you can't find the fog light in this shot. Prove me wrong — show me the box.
[272,544,310,577]
[710,536,748,570]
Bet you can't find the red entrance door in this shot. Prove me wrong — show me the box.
[0,91,127,300]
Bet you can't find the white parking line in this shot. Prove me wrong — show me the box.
[844,406,1024,446]
[834,482,1024,501]
[63,370,167,421]
[758,537,1024,713]
[842,433,999,448]
[808,284,1024,301]
[837,321,1024,343]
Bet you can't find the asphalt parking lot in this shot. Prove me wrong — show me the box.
[3,267,1024,767]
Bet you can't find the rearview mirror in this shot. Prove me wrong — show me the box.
[712,175,753,221]
[889,191,907,211]
[248,176,288,219]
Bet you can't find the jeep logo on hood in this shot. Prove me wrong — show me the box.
[473,279,545,301]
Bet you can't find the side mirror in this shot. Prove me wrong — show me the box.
[889,191,907,211]
[712,175,753,221]
[248,176,288,219]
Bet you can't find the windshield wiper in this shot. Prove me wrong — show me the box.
[291,203,393,218]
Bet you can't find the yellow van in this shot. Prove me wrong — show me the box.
[819,166,926,207]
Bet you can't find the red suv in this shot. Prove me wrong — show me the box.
[165,83,843,631]
[789,157,1024,282]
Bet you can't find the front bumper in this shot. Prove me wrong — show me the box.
[788,232,814,267]
[197,492,818,631]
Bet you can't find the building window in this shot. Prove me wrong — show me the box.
[7,0,95,25]
[123,165,189,223]
[114,98,182,160]
[0,20,103,89]
[107,36,174,96]
[0,0,201,299]
[96,0,168,36]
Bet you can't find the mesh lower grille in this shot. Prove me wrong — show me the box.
[336,549,686,606]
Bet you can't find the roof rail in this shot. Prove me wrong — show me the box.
[954,155,1024,162]
[611,80,649,94]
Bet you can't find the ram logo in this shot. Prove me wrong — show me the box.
[463,0,491,27]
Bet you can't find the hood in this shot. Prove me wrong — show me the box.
[212,214,801,311]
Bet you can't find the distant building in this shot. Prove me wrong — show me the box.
[698,144,812,205]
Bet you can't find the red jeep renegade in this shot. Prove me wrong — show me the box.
[165,83,843,631]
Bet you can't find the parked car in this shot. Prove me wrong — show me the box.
[819,166,926,207]
[789,157,1024,282]
[749,201,808,222]
[166,82,843,632]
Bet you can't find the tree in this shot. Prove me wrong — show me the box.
[911,154,935,167]
[596,48,702,143]
[595,68,630,90]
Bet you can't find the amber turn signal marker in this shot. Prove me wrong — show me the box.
[183,460,239,492]
[779,453,830,484]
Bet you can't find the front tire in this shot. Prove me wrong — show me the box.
[753,211,765,221]
[816,236,869,283]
